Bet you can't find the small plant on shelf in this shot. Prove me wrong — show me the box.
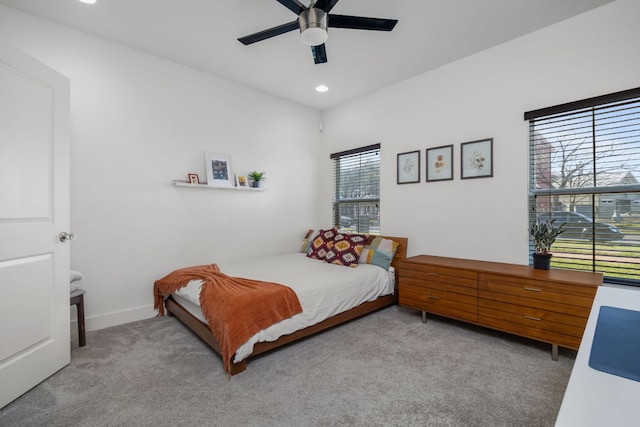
[248,171,266,188]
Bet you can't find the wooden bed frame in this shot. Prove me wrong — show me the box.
[164,235,408,375]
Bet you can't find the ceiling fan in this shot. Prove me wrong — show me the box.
[238,0,398,64]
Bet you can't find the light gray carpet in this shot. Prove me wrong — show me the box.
[0,306,575,426]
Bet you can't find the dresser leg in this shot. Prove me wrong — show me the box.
[552,344,559,361]
[421,310,427,323]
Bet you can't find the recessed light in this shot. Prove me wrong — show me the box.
[316,85,329,93]
[78,0,96,4]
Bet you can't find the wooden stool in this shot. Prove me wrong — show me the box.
[70,288,86,347]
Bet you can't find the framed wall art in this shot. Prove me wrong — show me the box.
[460,138,493,179]
[204,152,233,187]
[188,173,200,184]
[236,174,248,187]
[397,150,420,184]
[426,145,453,182]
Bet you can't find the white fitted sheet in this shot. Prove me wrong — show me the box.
[173,253,394,362]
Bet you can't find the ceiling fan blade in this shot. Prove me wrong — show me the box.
[276,0,308,15]
[311,44,327,64]
[313,0,340,13]
[328,14,398,31]
[238,21,299,45]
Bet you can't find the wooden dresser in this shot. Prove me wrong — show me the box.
[398,255,603,359]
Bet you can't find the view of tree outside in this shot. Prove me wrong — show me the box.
[332,147,380,234]
[529,97,640,284]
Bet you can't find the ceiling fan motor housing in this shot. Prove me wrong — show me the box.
[299,8,328,46]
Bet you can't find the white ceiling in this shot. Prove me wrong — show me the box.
[0,0,614,111]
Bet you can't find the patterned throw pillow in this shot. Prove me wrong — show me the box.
[307,228,338,261]
[301,229,319,253]
[325,233,367,267]
[359,236,400,270]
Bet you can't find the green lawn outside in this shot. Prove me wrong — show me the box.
[550,235,640,280]
[552,239,640,259]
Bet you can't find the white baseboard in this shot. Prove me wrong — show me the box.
[70,304,157,333]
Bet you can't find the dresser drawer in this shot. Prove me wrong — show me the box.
[478,289,593,318]
[399,284,478,322]
[400,263,477,291]
[478,273,597,311]
[478,299,588,337]
[479,273,597,304]
[399,261,478,322]
[400,261,477,281]
[399,275,477,297]
[479,307,583,349]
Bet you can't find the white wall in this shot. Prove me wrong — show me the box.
[320,0,640,264]
[0,6,322,330]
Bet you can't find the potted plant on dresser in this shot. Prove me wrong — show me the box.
[529,218,565,270]
[248,171,265,188]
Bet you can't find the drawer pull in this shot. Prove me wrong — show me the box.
[524,287,541,292]
[523,315,541,321]
[428,272,440,276]
[428,294,440,300]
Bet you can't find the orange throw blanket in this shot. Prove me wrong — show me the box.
[153,264,302,374]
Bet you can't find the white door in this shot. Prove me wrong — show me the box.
[0,42,70,408]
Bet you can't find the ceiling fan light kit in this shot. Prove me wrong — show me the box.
[238,0,397,64]
[299,8,328,46]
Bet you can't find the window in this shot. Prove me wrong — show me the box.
[525,87,640,285]
[331,144,380,234]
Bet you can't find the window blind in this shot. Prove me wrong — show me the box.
[526,87,640,285]
[331,144,380,234]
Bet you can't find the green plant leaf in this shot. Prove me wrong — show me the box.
[529,218,566,255]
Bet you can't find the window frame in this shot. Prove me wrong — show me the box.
[330,143,381,234]
[525,87,640,286]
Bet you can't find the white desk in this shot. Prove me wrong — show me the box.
[555,285,640,426]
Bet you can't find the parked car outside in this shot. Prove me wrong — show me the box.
[339,215,353,227]
[538,211,624,241]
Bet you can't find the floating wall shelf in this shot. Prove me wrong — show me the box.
[172,180,264,191]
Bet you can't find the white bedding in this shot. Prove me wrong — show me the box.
[173,253,394,362]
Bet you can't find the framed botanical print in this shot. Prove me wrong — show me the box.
[204,152,233,187]
[426,145,453,182]
[397,150,420,184]
[461,138,493,179]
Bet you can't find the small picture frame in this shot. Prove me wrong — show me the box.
[236,175,248,187]
[397,150,420,184]
[461,138,493,179]
[426,145,453,182]
[188,173,200,184]
[204,152,233,187]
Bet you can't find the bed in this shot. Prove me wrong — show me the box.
[157,232,408,375]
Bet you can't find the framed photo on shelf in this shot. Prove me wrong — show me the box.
[204,152,233,187]
[188,173,200,184]
[236,175,248,187]
[461,138,493,179]
[426,145,453,182]
[397,150,420,184]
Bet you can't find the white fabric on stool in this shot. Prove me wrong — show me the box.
[70,270,84,292]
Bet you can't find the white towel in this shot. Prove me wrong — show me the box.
[70,270,84,292]
[70,270,84,283]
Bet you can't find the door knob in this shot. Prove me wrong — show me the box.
[59,232,75,242]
